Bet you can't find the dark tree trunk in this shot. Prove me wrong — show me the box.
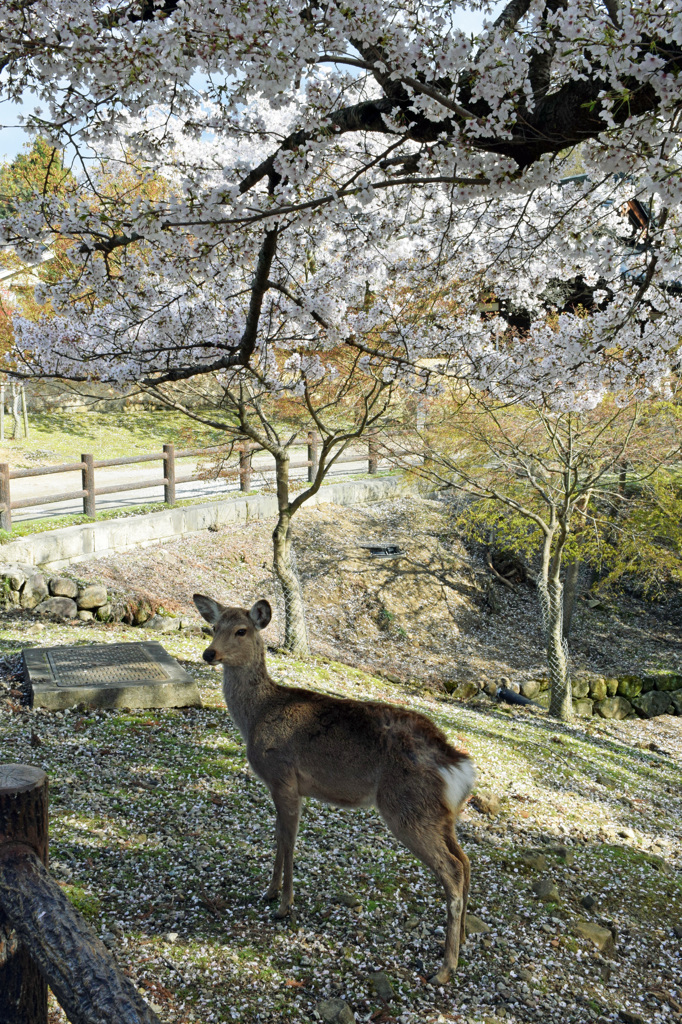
[0,764,49,1024]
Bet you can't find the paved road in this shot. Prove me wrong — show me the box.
[10,447,373,523]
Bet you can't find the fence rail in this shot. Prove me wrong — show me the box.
[0,433,384,530]
[0,764,161,1024]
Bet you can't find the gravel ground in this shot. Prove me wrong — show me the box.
[0,495,681,1024]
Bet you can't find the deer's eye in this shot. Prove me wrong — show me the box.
[235,628,247,637]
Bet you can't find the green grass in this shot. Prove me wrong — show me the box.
[4,408,226,463]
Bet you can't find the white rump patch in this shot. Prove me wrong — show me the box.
[438,759,476,814]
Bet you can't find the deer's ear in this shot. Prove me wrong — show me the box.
[193,594,225,626]
[249,600,272,631]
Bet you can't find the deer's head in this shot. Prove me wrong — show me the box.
[193,595,272,667]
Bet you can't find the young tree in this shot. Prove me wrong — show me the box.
[392,384,680,720]
[144,352,394,655]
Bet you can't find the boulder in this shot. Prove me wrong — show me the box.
[595,696,633,720]
[669,692,682,715]
[575,919,615,955]
[369,972,395,1001]
[0,564,29,591]
[571,676,590,699]
[644,671,682,692]
[48,577,79,599]
[144,614,180,633]
[470,791,501,816]
[36,597,78,619]
[465,914,492,935]
[632,690,673,719]
[589,678,607,701]
[573,698,594,718]
[531,877,559,901]
[617,676,642,699]
[604,677,619,696]
[77,585,108,610]
[133,599,154,625]
[520,680,541,699]
[95,603,113,622]
[20,573,49,609]
[314,998,355,1024]
[452,681,479,700]
[78,610,94,621]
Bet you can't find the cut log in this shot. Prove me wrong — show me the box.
[0,764,48,1024]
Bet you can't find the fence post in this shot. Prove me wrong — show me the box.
[0,463,11,532]
[81,454,96,517]
[307,431,319,483]
[0,764,49,1024]
[368,433,378,474]
[239,444,252,492]
[163,443,176,505]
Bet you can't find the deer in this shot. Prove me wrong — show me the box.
[194,594,476,985]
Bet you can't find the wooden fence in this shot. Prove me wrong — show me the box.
[0,763,160,1024]
[0,432,383,531]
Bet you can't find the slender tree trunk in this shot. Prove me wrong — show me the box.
[11,385,21,440]
[272,514,309,656]
[272,452,309,656]
[562,559,581,639]
[537,527,573,721]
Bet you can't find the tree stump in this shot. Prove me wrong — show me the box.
[0,764,49,1024]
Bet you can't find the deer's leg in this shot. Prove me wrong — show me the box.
[377,782,467,985]
[447,833,470,948]
[265,786,301,918]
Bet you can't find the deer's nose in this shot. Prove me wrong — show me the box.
[203,648,217,664]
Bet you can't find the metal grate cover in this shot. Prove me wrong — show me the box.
[46,643,171,688]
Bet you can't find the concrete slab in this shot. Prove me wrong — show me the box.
[23,641,202,711]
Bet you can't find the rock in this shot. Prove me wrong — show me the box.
[618,1010,646,1024]
[589,678,607,701]
[370,971,394,1001]
[572,698,593,718]
[575,919,615,954]
[672,924,682,939]
[144,614,180,633]
[551,846,575,866]
[333,892,362,908]
[164,932,179,943]
[604,677,619,696]
[48,577,79,599]
[133,599,154,625]
[644,671,682,692]
[595,696,633,720]
[531,878,559,901]
[579,894,596,910]
[77,610,94,621]
[0,564,28,591]
[36,597,78,619]
[632,690,673,718]
[669,692,682,715]
[95,603,113,622]
[571,676,590,699]
[20,573,49,609]
[77,585,108,610]
[314,997,355,1024]
[453,681,480,700]
[520,853,547,871]
[465,914,491,935]
[470,791,501,816]
[617,675,643,699]
[517,968,533,982]
[520,680,541,699]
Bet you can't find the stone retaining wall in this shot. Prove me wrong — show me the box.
[1,474,415,571]
[518,671,682,720]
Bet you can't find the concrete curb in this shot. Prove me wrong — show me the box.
[4,474,417,570]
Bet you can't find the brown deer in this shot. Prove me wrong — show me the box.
[194,594,475,984]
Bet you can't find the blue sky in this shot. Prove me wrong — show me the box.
[0,6,494,162]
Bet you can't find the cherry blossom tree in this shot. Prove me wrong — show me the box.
[0,0,680,395]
